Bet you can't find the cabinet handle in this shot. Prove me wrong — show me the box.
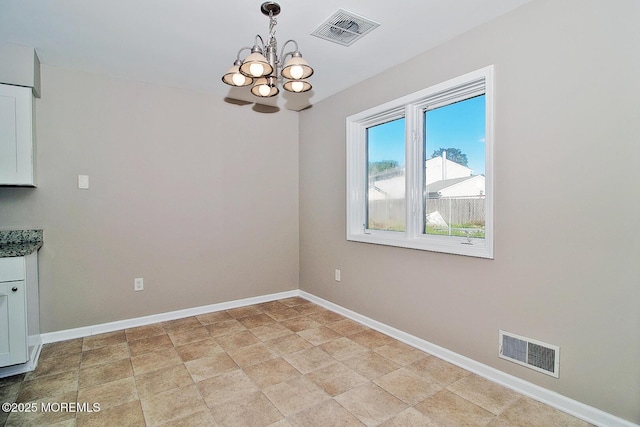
[11,287,18,292]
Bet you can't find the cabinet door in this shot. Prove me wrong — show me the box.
[0,280,28,366]
[0,83,34,186]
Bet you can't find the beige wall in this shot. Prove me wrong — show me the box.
[299,0,639,423]
[0,64,300,332]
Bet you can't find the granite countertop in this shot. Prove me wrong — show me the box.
[0,229,43,257]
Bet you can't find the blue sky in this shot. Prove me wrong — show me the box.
[367,95,486,175]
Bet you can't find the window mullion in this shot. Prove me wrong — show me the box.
[404,104,421,239]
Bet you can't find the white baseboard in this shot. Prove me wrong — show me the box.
[36,288,636,427]
[40,289,298,344]
[299,291,638,427]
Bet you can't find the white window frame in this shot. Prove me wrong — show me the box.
[346,66,494,259]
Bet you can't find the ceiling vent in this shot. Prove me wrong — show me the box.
[311,9,380,46]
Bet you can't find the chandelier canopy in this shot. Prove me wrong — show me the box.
[222,2,314,98]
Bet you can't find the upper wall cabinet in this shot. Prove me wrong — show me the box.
[0,83,35,186]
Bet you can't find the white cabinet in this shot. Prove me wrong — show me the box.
[0,257,28,366]
[0,83,35,186]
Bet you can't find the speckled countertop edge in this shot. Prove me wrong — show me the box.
[0,229,43,257]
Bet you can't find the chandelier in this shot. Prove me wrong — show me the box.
[222,2,314,98]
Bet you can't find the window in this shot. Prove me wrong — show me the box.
[346,66,494,258]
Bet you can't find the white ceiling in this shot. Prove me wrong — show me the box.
[0,0,531,111]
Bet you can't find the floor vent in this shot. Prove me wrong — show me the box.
[499,330,559,378]
[311,9,380,47]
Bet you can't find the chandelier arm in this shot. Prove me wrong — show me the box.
[278,39,299,64]
[235,46,253,61]
[254,35,266,50]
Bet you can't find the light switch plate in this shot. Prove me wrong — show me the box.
[78,175,89,189]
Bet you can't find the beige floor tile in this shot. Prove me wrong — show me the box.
[184,352,238,382]
[244,357,301,389]
[374,341,427,366]
[160,409,217,427]
[305,362,368,396]
[447,373,522,415]
[226,305,263,319]
[283,347,335,374]
[406,355,470,387]
[168,326,211,346]
[292,303,326,316]
[374,368,442,405]
[269,420,293,427]
[135,363,194,399]
[140,384,208,426]
[280,317,323,332]
[488,397,593,427]
[81,342,130,367]
[266,333,314,356]
[335,382,409,427]
[307,310,346,325]
[342,351,401,380]
[349,329,396,349]
[175,338,225,362]
[228,342,278,367]
[161,316,201,333]
[277,297,310,307]
[82,331,127,351]
[125,323,166,342]
[76,400,144,427]
[211,391,283,427]
[77,376,138,411]
[257,301,289,313]
[6,391,79,426]
[287,399,365,427]
[130,347,183,376]
[205,319,247,337]
[79,358,133,389]
[297,326,342,346]
[7,300,593,427]
[215,330,260,351]
[378,407,439,427]
[39,338,83,359]
[250,322,293,342]
[238,313,277,328]
[25,351,81,380]
[264,307,302,322]
[196,310,233,325]
[17,370,79,402]
[263,376,330,417]
[0,376,22,403]
[128,333,174,357]
[320,336,369,361]
[414,389,496,427]
[326,319,370,337]
[197,369,259,408]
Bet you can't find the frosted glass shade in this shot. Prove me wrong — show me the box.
[281,55,313,80]
[283,79,312,93]
[222,64,253,87]
[240,52,273,77]
[251,77,279,97]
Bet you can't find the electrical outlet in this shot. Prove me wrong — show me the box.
[335,269,341,282]
[134,277,144,291]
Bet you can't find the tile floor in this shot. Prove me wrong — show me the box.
[1,297,592,426]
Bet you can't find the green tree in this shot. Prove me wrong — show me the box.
[368,160,399,175]
[430,148,468,167]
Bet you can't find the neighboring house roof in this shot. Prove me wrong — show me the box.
[369,174,485,200]
[426,175,485,198]
[425,156,472,185]
[426,176,475,193]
